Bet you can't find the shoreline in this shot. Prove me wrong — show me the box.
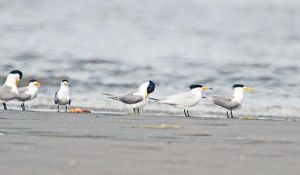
[1,106,299,122]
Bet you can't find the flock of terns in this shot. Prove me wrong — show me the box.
[0,70,71,112]
[0,70,255,118]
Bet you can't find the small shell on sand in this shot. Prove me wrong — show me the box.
[240,116,257,120]
[68,108,91,113]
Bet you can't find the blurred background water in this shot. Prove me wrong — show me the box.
[0,0,299,118]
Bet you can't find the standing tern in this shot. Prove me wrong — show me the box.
[17,79,41,111]
[54,80,71,112]
[0,70,23,110]
[152,84,212,117]
[211,84,255,118]
[103,80,156,114]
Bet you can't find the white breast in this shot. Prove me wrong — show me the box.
[57,86,70,105]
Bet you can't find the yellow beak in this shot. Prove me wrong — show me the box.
[16,79,20,87]
[202,85,213,91]
[145,92,149,98]
[34,82,41,88]
[244,87,255,93]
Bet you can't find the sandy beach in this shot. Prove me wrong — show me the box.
[0,110,299,175]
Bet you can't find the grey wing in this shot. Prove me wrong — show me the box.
[166,92,196,105]
[119,93,143,104]
[18,87,28,93]
[0,86,18,100]
[54,91,59,104]
[17,92,31,101]
[212,96,239,109]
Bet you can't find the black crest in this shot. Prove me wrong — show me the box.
[189,84,203,89]
[147,80,155,94]
[233,84,245,89]
[29,79,37,83]
[10,70,23,79]
[62,79,69,83]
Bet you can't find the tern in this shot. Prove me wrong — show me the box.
[103,80,156,114]
[17,79,41,111]
[54,80,71,112]
[152,84,212,117]
[211,84,255,118]
[0,70,23,110]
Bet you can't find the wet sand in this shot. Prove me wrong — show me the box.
[0,111,299,175]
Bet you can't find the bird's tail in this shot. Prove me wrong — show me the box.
[149,98,175,105]
[102,93,119,100]
[149,97,161,101]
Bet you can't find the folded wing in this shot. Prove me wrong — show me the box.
[18,87,28,93]
[0,86,18,100]
[159,91,196,106]
[212,96,240,109]
[119,93,144,104]
[17,92,31,101]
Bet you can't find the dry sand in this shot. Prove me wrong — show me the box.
[0,110,299,175]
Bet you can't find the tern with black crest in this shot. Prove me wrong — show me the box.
[54,80,71,112]
[103,80,156,114]
[152,84,212,117]
[0,70,23,110]
[17,79,41,110]
[210,84,255,118]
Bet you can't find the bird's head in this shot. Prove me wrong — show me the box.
[139,80,156,97]
[233,84,255,93]
[61,79,69,87]
[29,79,41,88]
[189,84,213,91]
[7,70,23,87]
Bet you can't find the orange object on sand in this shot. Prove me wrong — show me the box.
[68,108,91,113]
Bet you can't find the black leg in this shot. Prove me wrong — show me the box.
[133,108,136,114]
[137,108,140,115]
[21,102,25,111]
[57,105,60,112]
[3,103,7,110]
[230,110,233,118]
[65,105,68,112]
[187,110,190,117]
[226,111,229,118]
[184,109,187,117]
